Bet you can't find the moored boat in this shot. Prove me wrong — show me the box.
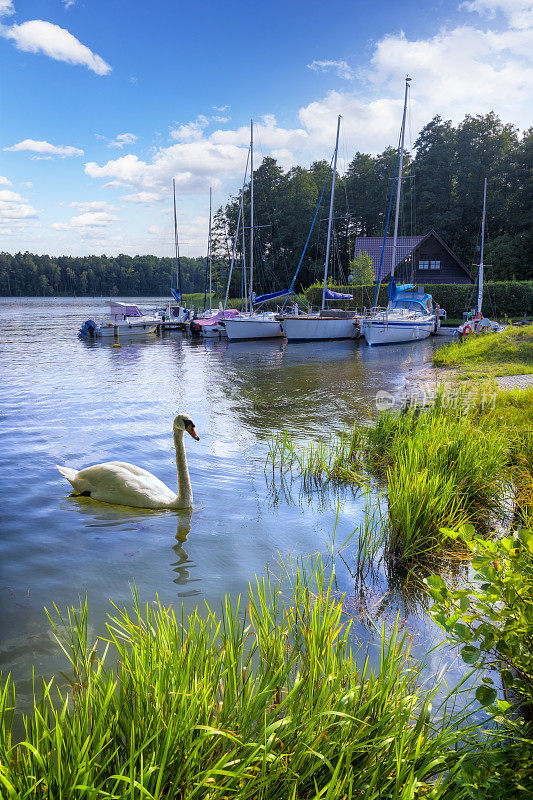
[78,301,158,338]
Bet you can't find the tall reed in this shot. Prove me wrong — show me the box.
[0,562,481,799]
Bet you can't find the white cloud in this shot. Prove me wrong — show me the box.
[21,180,33,188]
[121,191,164,204]
[212,105,230,113]
[1,20,112,75]
[62,0,76,8]
[461,0,533,29]
[307,59,356,80]
[0,175,13,186]
[170,116,209,142]
[5,138,84,157]
[0,0,14,18]
[0,189,40,225]
[67,200,116,211]
[108,132,138,149]
[52,210,120,231]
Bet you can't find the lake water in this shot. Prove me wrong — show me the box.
[1,297,467,708]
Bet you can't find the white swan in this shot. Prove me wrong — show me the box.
[56,413,199,509]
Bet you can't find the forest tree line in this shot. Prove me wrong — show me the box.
[1,112,531,298]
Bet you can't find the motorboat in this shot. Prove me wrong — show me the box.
[78,301,158,338]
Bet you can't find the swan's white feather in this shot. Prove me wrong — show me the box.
[56,412,195,510]
[72,462,178,508]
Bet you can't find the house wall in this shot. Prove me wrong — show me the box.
[411,236,472,284]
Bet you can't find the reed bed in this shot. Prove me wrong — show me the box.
[0,562,481,799]
[267,388,532,565]
[266,427,366,488]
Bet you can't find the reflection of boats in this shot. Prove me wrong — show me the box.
[457,179,502,337]
[78,301,158,338]
[362,77,436,347]
[280,116,362,342]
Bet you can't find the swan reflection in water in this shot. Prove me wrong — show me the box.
[64,496,200,598]
[171,509,201,597]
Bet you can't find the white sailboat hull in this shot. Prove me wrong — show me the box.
[224,316,284,340]
[362,314,434,346]
[282,315,359,342]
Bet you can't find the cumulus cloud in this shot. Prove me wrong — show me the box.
[307,59,356,80]
[1,20,112,75]
[0,0,14,17]
[5,139,84,157]
[21,180,33,188]
[53,210,120,231]
[461,0,533,29]
[121,191,164,204]
[0,175,13,186]
[170,116,209,142]
[108,132,138,148]
[0,189,40,226]
[66,200,116,211]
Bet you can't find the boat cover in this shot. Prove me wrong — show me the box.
[192,309,239,327]
[253,289,290,305]
[171,288,182,303]
[109,301,143,318]
[325,288,353,300]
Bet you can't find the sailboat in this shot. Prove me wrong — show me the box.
[223,120,286,341]
[160,180,190,325]
[361,78,437,346]
[279,115,362,342]
[457,179,501,336]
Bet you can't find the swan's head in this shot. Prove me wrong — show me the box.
[174,413,200,441]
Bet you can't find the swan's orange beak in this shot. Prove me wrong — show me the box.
[186,423,200,441]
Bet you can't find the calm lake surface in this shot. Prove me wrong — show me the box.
[1,297,467,707]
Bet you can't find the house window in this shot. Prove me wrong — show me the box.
[419,260,429,270]
[430,260,441,270]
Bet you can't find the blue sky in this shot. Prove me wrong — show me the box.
[0,0,531,257]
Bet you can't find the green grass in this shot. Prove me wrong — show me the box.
[181,292,243,310]
[433,323,533,377]
[268,388,533,566]
[0,561,483,799]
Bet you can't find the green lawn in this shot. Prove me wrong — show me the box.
[434,324,533,377]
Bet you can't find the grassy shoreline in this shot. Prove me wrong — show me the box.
[433,324,533,379]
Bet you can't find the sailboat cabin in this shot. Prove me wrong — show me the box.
[353,230,473,284]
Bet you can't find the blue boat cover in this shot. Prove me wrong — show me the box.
[171,288,182,303]
[253,289,290,305]
[325,288,353,300]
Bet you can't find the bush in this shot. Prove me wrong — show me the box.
[428,523,533,798]
[303,282,533,317]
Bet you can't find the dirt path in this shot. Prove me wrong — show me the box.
[399,368,533,406]
[495,374,533,391]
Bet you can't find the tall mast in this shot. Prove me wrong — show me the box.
[249,119,254,306]
[172,178,181,298]
[208,187,212,313]
[242,189,248,312]
[391,76,411,279]
[477,177,487,316]
[321,114,341,310]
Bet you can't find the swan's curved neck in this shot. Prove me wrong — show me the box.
[172,429,193,508]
